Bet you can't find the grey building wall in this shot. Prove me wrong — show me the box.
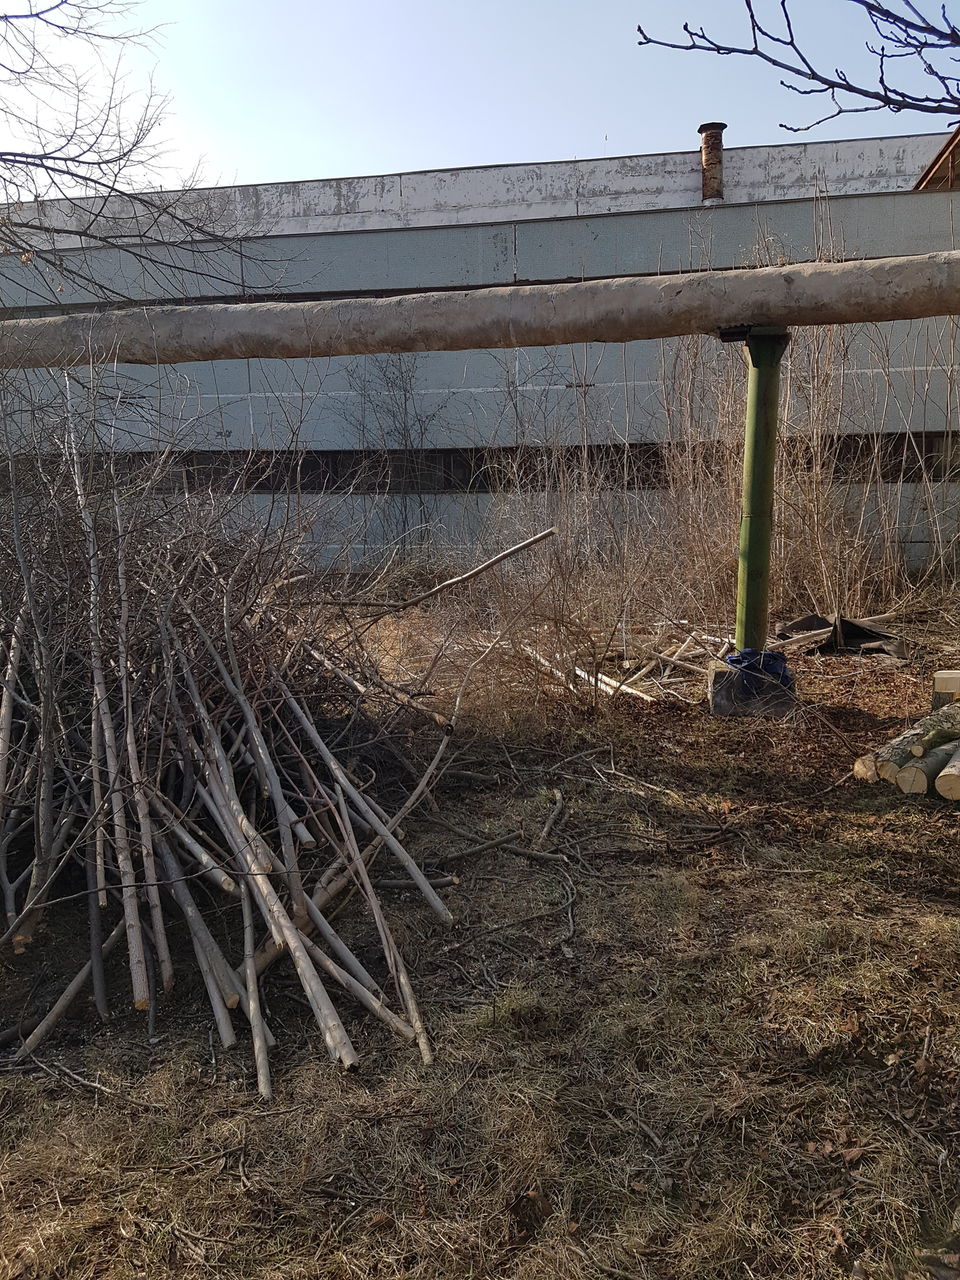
[9,131,946,241]
[1,130,957,564]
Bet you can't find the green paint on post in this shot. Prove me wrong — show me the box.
[735,327,791,653]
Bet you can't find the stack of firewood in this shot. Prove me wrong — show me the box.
[855,703,960,797]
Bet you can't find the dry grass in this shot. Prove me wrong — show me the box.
[4,239,960,1280]
[4,618,960,1279]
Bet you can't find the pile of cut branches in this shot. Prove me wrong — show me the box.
[525,622,733,704]
[0,445,465,1096]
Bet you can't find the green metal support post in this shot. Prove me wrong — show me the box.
[735,326,791,652]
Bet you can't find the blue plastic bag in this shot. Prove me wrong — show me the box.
[724,648,794,698]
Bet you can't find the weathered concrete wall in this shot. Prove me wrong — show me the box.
[1,130,958,569]
[7,132,946,243]
[4,187,959,308]
[230,133,948,235]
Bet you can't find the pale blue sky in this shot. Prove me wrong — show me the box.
[133,0,950,187]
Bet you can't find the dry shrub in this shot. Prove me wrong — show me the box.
[379,318,960,730]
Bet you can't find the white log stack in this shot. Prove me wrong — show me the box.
[855,703,960,797]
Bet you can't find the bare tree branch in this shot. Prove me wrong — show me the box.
[637,0,960,130]
[0,1,255,308]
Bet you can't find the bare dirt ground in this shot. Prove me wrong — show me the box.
[4,641,960,1280]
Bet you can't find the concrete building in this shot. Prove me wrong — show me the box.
[1,127,957,562]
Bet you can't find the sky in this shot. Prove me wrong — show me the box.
[130,0,952,188]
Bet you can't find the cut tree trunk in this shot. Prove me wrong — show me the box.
[910,725,960,756]
[895,743,960,795]
[856,704,960,782]
[853,754,880,783]
[934,744,960,799]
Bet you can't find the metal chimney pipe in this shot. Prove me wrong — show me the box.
[698,121,727,204]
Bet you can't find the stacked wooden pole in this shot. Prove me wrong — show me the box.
[0,449,468,1092]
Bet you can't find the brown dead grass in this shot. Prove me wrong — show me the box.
[4,625,960,1280]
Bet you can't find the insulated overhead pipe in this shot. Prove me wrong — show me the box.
[1,251,960,367]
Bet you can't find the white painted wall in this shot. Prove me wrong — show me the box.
[4,130,956,569]
[10,132,948,245]
[239,133,944,235]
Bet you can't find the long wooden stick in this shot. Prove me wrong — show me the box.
[191,707,358,1066]
[187,611,307,919]
[89,703,107,908]
[0,604,25,818]
[241,881,273,1101]
[280,683,453,925]
[66,434,149,1009]
[302,894,383,996]
[189,916,237,1050]
[156,838,241,1010]
[84,848,109,1021]
[299,933,416,1044]
[114,500,175,994]
[333,787,433,1065]
[148,794,239,896]
[373,528,557,615]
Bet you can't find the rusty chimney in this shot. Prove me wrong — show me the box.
[697,121,727,204]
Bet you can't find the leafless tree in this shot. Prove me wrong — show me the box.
[0,3,158,201]
[0,1,244,306]
[637,1,960,130]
